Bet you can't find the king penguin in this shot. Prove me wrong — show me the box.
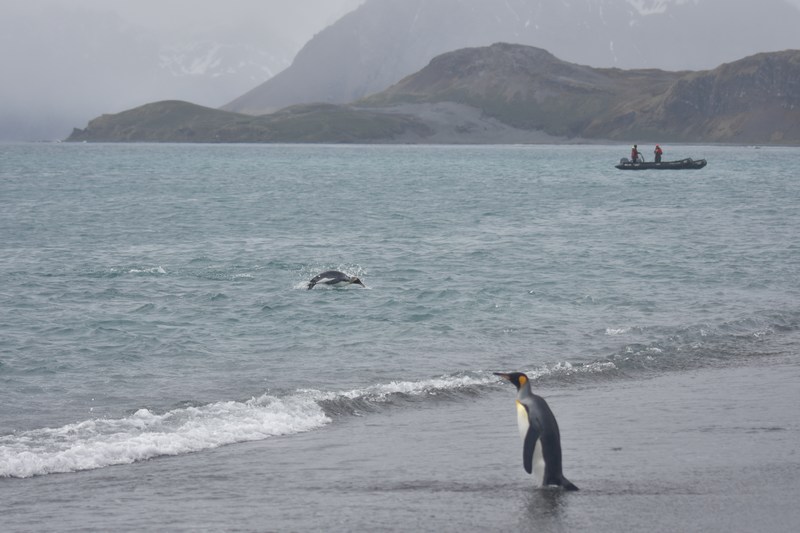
[495,372,578,491]
[307,270,365,290]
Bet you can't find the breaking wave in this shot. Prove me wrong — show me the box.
[0,362,616,479]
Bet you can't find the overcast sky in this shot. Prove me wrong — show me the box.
[0,0,365,140]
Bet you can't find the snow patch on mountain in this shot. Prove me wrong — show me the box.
[625,0,696,16]
[158,42,288,82]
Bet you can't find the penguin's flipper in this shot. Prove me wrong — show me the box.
[522,424,540,475]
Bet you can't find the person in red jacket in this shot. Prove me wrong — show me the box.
[630,144,641,163]
[654,144,663,163]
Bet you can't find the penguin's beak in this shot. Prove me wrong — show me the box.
[494,372,510,381]
[352,277,365,287]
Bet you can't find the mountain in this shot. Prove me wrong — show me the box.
[642,51,800,143]
[223,0,800,115]
[66,100,432,143]
[68,45,800,145]
[364,44,800,143]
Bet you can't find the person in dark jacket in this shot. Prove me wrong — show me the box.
[630,144,642,163]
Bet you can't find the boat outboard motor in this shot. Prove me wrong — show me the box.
[620,157,630,164]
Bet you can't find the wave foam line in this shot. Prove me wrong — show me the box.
[305,364,619,417]
[303,373,495,404]
[322,363,619,403]
[0,393,329,479]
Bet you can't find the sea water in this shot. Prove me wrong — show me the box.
[1,143,798,530]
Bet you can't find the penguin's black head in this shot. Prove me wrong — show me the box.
[494,372,529,390]
[351,277,365,287]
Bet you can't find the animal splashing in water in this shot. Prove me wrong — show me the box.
[306,270,365,290]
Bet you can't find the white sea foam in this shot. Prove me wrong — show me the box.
[355,373,488,399]
[308,363,618,407]
[0,393,329,478]
[2,376,494,478]
[526,360,617,380]
[129,266,167,275]
[299,373,494,406]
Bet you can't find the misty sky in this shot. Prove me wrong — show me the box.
[0,0,365,140]
[1,0,799,141]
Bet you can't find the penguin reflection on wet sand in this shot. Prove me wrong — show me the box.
[307,270,365,290]
[495,372,579,491]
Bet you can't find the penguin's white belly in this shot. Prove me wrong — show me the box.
[532,437,546,485]
[515,401,529,439]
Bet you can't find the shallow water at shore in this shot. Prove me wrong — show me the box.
[3,358,798,532]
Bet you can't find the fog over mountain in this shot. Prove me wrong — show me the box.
[3,0,799,141]
[226,0,800,115]
[0,0,363,141]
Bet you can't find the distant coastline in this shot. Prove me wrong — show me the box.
[67,46,800,146]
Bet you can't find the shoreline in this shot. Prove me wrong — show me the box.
[7,139,800,148]
[3,356,798,532]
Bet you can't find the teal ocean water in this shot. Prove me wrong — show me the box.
[1,143,799,530]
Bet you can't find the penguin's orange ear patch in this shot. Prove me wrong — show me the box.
[519,375,528,386]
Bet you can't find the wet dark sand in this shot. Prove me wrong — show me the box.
[3,356,799,532]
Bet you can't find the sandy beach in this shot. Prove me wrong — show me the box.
[4,355,798,532]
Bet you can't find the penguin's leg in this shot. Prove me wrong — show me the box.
[541,440,579,491]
